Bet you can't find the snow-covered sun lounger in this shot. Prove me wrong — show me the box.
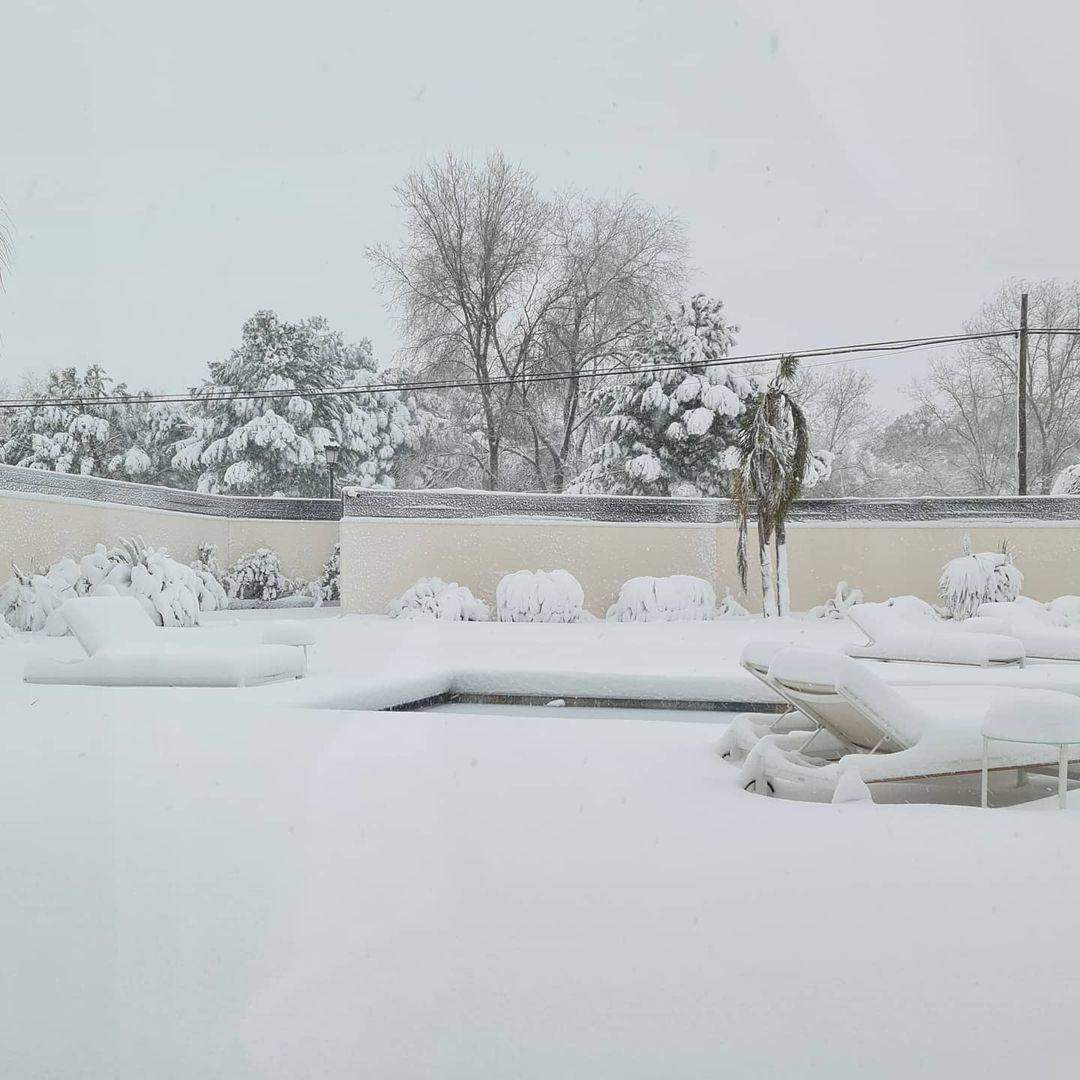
[23,597,305,687]
[974,602,1080,662]
[741,647,1080,801]
[715,642,846,762]
[845,602,1025,667]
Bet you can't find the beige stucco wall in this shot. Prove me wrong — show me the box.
[0,492,338,580]
[340,516,1080,614]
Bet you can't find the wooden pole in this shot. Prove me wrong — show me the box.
[1017,291,1029,495]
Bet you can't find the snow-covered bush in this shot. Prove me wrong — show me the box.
[496,569,585,623]
[1051,465,1080,495]
[83,537,228,626]
[717,589,751,617]
[606,575,716,622]
[310,543,341,605]
[807,581,864,620]
[385,577,490,622]
[938,535,1022,620]
[0,537,227,634]
[223,548,300,602]
[0,560,78,632]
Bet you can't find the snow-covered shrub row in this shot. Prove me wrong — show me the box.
[0,537,228,634]
[496,569,585,623]
[807,581,864,620]
[606,575,716,622]
[385,577,490,622]
[223,549,301,603]
[938,535,1022,620]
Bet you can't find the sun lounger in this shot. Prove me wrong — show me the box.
[846,602,1025,667]
[715,642,847,762]
[974,602,1080,661]
[740,647,1080,801]
[24,597,305,687]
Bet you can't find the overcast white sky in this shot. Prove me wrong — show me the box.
[2,0,1078,410]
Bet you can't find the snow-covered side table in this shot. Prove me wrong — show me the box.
[982,698,1080,810]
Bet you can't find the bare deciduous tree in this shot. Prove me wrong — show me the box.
[892,280,1080,494]
[369,154,687,491]
[517,196,686,491]
[368,152,563,489]
[795,365,886,496]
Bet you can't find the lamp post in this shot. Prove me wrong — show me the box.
[324,441,340,499]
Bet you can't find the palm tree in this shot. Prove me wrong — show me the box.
[731,356,809,617]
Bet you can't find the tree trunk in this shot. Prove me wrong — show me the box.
[758,532,776,618]
[775,519,790,617]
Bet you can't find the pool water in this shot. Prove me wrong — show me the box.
[425,702,733,725]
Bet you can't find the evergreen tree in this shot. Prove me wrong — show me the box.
[1,366,186,482]
[569,295,760,496]
[173,311,424,496]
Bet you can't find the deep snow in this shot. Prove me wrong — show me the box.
[2,613,1080,1079]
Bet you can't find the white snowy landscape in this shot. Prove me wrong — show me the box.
[7,1,1080,1075]
[1,600,1080,1078]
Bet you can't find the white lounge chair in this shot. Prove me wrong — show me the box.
[741,647,1080,801]
[846,602,1025,667]
[24,597,305,687]
[715,641,824,762]
[975,602,1080,662]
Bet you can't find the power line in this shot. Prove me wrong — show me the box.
[0,328,1031,411]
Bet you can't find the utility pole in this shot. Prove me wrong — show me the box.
[1017,291,1029,495]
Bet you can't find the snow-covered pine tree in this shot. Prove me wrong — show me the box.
[1,366,185,483]
[568,295,760,496]
[173,311,424,496]
[1051,464,1080,495]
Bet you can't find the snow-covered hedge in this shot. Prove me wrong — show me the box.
[606,575,716,622]
[385,577,490,621]
[496,569,585,623]
[223,548,301,602]
[0,537,228,634]
[938,536,1022,620]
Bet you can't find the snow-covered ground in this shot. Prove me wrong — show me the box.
[3,613,1080,1078]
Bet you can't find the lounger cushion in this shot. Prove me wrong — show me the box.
[261,621,317,648]
[1000,625,1080,662]
[984,689,1080,742]
[978,601,1069,628]
[740,640,793,674]
[62,596,156,656]
[24,644,304,687]
[767,646,852,689]
[834,659,926,746]
[848,631,1024,666]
